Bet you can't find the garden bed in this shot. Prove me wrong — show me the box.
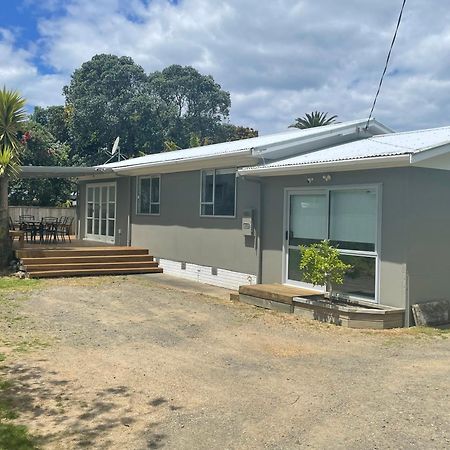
[293,295,405,329]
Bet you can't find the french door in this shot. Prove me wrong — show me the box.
[85,183,116,243]
[284,187,379,302]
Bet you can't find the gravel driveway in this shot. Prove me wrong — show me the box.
[0,274,449,449]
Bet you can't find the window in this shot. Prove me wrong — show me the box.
[137,176,160,214]
[287,187,378,301]
[200,169,236,216]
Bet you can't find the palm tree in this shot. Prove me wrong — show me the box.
[0,88,27,268]
[289,111,338,129]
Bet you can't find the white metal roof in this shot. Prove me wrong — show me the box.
[98,118,390,175]
[238,125,450,176]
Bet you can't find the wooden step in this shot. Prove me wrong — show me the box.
[239,283,319,305]
[17,247,148,259]
[24,261,160,272]
[21,254,155,265]
[28,267,163,278]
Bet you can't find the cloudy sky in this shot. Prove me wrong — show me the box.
[1,0,450,134]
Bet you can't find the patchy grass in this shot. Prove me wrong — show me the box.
[0,278,40,292]
[380,325,450,346]
[0,423,37,450]
[13,339,50,354]
[404,325,450,338]
[0,378,37,449]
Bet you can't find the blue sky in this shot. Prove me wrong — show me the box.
[2,0,450,134]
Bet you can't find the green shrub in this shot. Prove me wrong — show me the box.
[299,240,352,299]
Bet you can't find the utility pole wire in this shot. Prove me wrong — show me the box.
[365,0,408,130]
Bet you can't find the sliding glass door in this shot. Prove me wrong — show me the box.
[85,183,116,243]
[285,186,379,302]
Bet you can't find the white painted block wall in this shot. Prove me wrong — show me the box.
[158,258,257,291]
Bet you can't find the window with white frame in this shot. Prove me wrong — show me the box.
[200,169,236,216]
[137,176,160,214]
[287,187,378,301]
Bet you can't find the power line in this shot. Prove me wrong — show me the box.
[365,0,408,130]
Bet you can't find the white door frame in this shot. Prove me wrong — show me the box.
[282,184,382,303]
[85,182,117,244]
[282,188,327,291]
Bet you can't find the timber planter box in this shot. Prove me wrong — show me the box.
[293,295,405,329]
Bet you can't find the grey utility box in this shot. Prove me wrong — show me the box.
[242,209,254,236]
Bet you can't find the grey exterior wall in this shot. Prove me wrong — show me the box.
[77,166,450,325]
[77,177,130,246]
[405,168,450,307]
[259,166,450,324]
[130,171,260,275]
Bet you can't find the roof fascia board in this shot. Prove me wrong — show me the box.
[410,141,450,164]
[369,119,395,134]
[254,123,370,155]
[111,150,257,175]
[238,155,411,177]
[19,166,110,179]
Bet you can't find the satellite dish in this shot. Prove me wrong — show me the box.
[103,136,126,164]
[111,136,120,155]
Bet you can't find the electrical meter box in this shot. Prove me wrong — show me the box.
[242,209,254,236]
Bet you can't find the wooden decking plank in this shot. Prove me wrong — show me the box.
[28,267,163,278]
[25,261,159,271]
[239,283,319,305]
[21,255,155,265]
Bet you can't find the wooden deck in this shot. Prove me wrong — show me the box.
[13,236,110,251]
[235,283,405,329]
[236,283,319,313]
[15,239,163,278]
[239,283,319,305]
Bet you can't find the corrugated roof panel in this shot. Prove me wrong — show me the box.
[242,125,450,170]
[98,118,387,170]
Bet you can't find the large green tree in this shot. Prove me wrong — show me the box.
[290,111,338,129]
[149,64,231,148]
[10,121,73,207]
[64,54,168,165]
[0,88,27,268]
[53,55,254,164]
[32,105,71,144]
[214,124,258,143]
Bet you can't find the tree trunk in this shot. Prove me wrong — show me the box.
[0,175,12,269]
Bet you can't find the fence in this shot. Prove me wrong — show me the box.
[9,206,78,234]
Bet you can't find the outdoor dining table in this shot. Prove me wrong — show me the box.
[20,220,43,242]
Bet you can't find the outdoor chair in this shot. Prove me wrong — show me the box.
[18,215,36,242]
[8,216,15,230]
[56,216,73,243]
[41,217,59,243]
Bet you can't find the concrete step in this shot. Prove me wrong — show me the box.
[28,267,163,278]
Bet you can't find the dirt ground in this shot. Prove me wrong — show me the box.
[0,274,449,449]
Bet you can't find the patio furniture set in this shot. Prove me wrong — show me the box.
[9,215,74,244]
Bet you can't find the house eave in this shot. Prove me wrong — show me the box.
[19,166,112,179]
[238,154,411,177]
[108,149,259,176]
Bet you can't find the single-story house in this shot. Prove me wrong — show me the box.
[72,118,450,326]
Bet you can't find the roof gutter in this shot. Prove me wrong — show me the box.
[19,166,113,179]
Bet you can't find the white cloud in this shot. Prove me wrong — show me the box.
[3,0,450,133]
[0,28,65,108]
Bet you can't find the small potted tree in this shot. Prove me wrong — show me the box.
[299,240,352,301]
